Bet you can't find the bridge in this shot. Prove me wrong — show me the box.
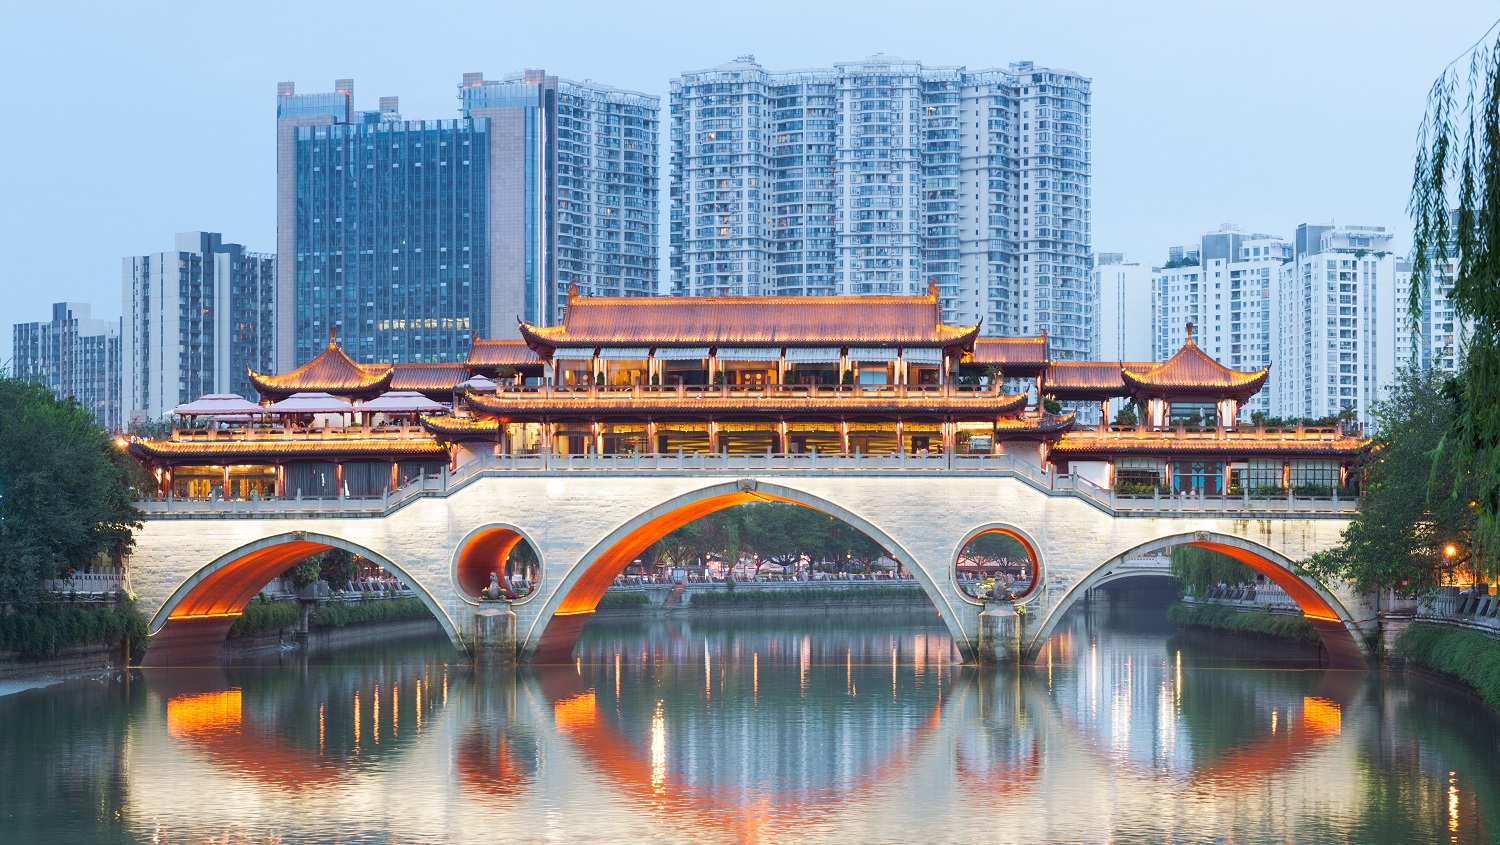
[124,452,1373,669]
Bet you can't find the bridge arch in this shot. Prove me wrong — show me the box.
[950,523,1046,603]
[1019,532,1372,669]
[520,479,971,662]
[143,531,465,667]
[453,523,545,603]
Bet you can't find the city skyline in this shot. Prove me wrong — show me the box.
[1,1,1491,340]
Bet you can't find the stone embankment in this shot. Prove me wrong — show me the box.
[593,581,935,617]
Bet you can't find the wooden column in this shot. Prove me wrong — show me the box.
[221,465,231,498]
[707,419,720,453]
[335,462,344,497]
[647,421,659,454]
[895,419,905,453]
[275,464,284,498]
[840,420,850,454]
[593,421,603,455]
[389,461,398,492]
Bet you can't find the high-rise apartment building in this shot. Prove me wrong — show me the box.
[1272,224,1398,426]
[669,56,1092,358]
[122,232,275,423]
[12,302,122,430]
[1092,253,1152,362]
[276,73,658,370]
[1394,211,1467,374]
[1151,226,1289,419]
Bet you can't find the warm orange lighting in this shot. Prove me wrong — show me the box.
[166,690,243,739]
[1445,544,1458,558]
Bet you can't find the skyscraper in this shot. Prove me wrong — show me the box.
[1272,224,1398,426]
[12,302,122,430]
[122,232,275,422]
[669,56,1092,357]
[275,73,658,371]
[1092,253,1152,362]
[1152,225,1289,419]
[1394,210,1467,374]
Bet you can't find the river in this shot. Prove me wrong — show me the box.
[0,602,1495,844]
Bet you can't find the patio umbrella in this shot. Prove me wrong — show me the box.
[460,375,497,392]
[359,391,447,413]
[264,392,358,415]
[171,393,266,417]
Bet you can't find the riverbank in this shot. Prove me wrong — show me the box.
[223,597,438,657]
[1392,622,1500,710]
[593,583,934,617]
[1166,601,1320,644]
[0,601,146,681]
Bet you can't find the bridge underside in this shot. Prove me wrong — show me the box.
[126,475,1366,670]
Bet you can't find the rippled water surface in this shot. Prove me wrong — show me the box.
[1,604,1497,844]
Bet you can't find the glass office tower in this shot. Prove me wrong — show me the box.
[277,74,658,370]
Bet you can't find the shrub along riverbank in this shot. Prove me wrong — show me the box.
[1395,623,1500,710]
[228,598,430,638]
[689,585,927,605]
[1166,602,1320,644]
[0,600,148,658]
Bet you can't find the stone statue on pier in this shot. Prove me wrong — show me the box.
[483,572,504,601]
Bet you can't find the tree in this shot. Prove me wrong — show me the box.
[959,532,1029,568]
[0,377,143,609]
[1169,545,1258,596]
[1299,368,1478,593]
[1112,403,1138,427]
[1409,25,1500,576]
[318,548,360,589]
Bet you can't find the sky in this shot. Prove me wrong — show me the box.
[1,0,1495,339]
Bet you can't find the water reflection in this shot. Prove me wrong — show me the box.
[0,607,1495,843]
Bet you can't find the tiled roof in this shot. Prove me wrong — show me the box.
[422,416,499,437]
[1050,433,1366,457]
[389,363,470,394]
[248,335,392,400]
[467,339,544,368]
[1042,362,1151,399]
[967,337,1049,370]
[461,390,1029,421]
[128,437,446,462]
[1120,338,1268,397]
[518,290,979,351]
[423,407,1069,439]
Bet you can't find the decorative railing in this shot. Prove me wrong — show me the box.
[1088,423,1355,442]
[1416,587,1500,632]
[136,450,1360,518]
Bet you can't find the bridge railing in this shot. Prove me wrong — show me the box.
[135,451,1359,517]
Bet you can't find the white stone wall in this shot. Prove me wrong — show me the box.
[126,474,1359,662]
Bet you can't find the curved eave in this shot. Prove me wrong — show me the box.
[247,366,395,401]
[1049,436,1367,459]
[127,438,446,464]
[462,391,1028,420]
[421,417,500,441]
[1118,368,1269,400]
[515,321,981,354]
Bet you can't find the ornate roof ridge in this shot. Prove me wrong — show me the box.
[248,331,392,398]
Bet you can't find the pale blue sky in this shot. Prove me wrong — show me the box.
[1,0,1493,338]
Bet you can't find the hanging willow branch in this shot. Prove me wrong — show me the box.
[1409,25,1500,575]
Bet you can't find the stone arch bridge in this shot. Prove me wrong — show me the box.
[125,457,1371,668]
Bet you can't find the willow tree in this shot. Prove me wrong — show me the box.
[1410,23,1500,577]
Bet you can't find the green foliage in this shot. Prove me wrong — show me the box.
[643,502,893,576]
[1114,481,1166,496]
[228,600,303,637]
[0,599,148,658]
[1112,403,1138,426]
[1166,602,1320,644]
[283,556,322,590]
[1409,28,1500,574]
[598,590,651,607]
[1396,623,1500,709]
[318,549,359,588]
[226,597,432,637]
[840,369,853,386]
[960,532,1028,565]
[314,598,429,628]
[1300,368,1478,593]
[689,586,925,605]
[1042,397,1063,415]
[0,377,143,610]
[1169,545,1257,596]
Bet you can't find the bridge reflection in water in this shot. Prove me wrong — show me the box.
[4,610,1496,843]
